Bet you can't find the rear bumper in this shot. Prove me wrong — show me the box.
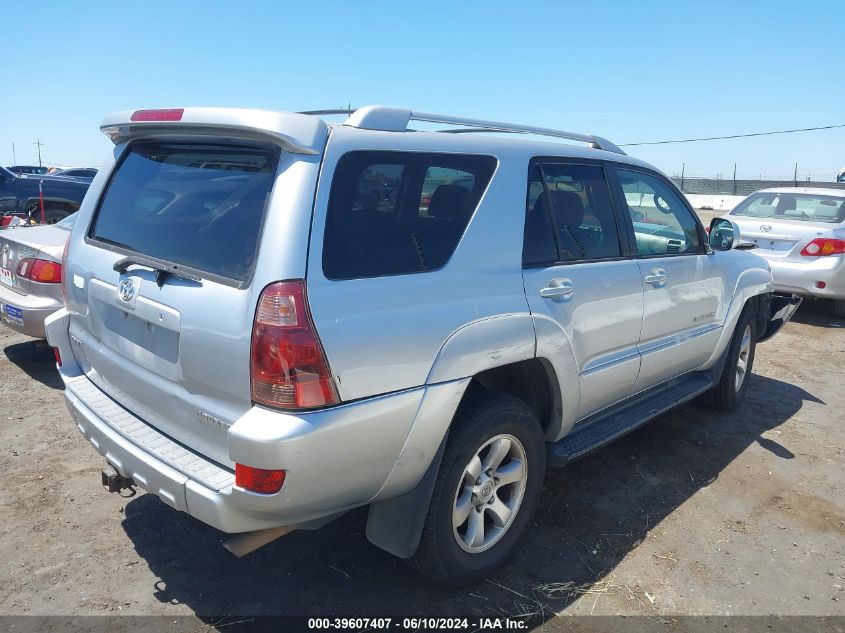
[0,281,62,338]
[46,307,465,535]
[766,256,845,300]
[60,370,437,534]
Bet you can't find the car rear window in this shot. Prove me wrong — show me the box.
[90,142,279,284]
[323,151,496,279]
[731,192,845,223]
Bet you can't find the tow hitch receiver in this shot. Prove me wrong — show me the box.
[101,465,134,493]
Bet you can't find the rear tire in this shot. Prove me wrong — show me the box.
[702,306,756,411]
[43,208,69,224]
[834,300,845,319]
[409,388,545,585]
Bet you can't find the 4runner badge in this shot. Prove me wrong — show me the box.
[197,411,229,430]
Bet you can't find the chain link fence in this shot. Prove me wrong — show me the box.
[670,176,845,196]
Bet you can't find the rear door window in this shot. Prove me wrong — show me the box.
[323,151,496,279]
[90,142,279,284]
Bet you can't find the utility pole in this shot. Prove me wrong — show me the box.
[11,142,15,165]
[680,163,685,192]
[732,163,737,195]
[793,162,798,187]
[34,139,45,167]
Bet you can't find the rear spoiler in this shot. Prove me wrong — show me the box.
[100,107,328,155]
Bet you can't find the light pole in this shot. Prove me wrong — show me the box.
[34,139,45,167]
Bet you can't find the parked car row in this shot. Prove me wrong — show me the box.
[2,106,812,585]
[8,165,97,180]
[8,165,50,176]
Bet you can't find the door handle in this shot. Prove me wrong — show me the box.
[540,278,574,299]
[643,268,668,285]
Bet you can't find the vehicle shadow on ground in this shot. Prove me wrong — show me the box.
[3,340,62,389]
[120,374,822,625]
[790,299,844,329]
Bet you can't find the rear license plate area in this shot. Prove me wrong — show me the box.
[1,302,24,325]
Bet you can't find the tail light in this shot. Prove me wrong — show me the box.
[235,464,286,494]
[16,258,62,283]
[800,238,845,257]
[250,280,339,410]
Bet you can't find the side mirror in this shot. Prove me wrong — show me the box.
[709,217,741,251]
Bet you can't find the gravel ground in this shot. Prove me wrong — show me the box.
[0,296,842,624]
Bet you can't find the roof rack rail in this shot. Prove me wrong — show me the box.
[338,105,626,155]
[298,109,354,116]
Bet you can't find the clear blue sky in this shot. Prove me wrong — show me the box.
[4,0,843,180]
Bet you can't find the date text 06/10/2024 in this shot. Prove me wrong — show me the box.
[307,617,528,630]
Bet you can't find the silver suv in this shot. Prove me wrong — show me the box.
[46,106,798,585]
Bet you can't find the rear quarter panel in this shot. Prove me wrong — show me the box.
[306,127,534,402]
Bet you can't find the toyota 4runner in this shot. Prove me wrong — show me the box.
[46,106,799,585]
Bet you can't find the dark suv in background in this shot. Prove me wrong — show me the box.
[0,167,89,225]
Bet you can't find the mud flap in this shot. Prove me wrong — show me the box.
[758,293,802,343]
[365,433,448,559]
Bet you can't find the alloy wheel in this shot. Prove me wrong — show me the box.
[735,324,752,392]
[451,434,528,553]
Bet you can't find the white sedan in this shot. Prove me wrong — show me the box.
[723,187,845,317]
[0,214,75,338]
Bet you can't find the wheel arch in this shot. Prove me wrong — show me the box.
[366,357,562,558]
[703,265,772,368]
[468,357,561,438]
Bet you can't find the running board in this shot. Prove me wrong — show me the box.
[547,372,715,467]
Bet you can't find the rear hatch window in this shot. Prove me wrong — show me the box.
[90,142,279,285]
[731,192,845,223]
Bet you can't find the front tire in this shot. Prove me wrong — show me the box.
[703,306,757,411]
[409,388,545,585]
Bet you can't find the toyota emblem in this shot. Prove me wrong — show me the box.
[118,278,136,302]
[760,224,772,233]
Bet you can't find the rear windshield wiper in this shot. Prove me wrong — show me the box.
[113,255,202,287]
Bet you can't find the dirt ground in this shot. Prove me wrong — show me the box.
[0,272,843,624]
